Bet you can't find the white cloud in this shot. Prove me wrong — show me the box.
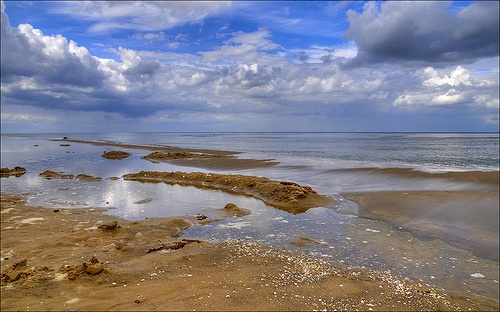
[1,2,498,132]
[54,1,233,32]
[474,94,500,109]
[430,89,466,106]
[423,66,473,87]
[174,72,207,87]
[394,64,498,109]
[167,42,180,49]
[132,31,166,41]
[225,28,279,51]
[118,47,142,69]
[284,43,358,64]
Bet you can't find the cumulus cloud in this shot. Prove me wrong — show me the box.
[1,10,105,87]
[423,66,473,87]
[394,66,499,108]
[0,6,163,116]
[345,1,499,64]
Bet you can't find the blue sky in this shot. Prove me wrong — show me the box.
[1,1,498,133]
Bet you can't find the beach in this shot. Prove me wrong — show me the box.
[1,193,498,311]
[1,133,499,310]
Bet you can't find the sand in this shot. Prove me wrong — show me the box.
[2,193,498,311]
[343,190,499,261]
[337,167,499,187]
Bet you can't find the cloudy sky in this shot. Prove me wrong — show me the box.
[1,1,499,133]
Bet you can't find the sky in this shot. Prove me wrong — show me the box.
[1,1,499,133]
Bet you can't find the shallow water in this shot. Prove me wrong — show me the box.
[1,133,499,301]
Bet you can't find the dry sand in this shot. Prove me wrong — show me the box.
[2,193,498,311]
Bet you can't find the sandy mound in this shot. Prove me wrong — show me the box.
[58,256,108,280]
[101,150,131,159]
[1,167,27,178]
[123,171,336,213]
[221,203,251,217]
[1,259,53,287]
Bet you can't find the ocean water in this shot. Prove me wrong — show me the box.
[1,132,499,301]
[18,132,497,172]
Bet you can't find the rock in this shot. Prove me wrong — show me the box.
[85,262,106,275]
[134,197,153,204]
[98,221,120,231]
[1,259,52,285]
[59,256,108,279]
[76,174,102,182]
[1,167,27,178]
[194,214,208,220]
[39,170,74,180]
[471,273,485,278]
[147,239,202,253]
[101,151,131,160]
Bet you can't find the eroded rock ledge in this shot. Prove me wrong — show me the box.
[123,171,336,214]
[1,167,27,178]
[39,170,102,182]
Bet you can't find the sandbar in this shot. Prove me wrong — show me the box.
[123,171,335,214]
[53,138,278,170]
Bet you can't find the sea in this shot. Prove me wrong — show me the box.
[1,132,499,301]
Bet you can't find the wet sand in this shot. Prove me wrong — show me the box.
[344,190,499,261]
[341,168,499,261]
[336,167,499,187]
[2,193,498,311]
